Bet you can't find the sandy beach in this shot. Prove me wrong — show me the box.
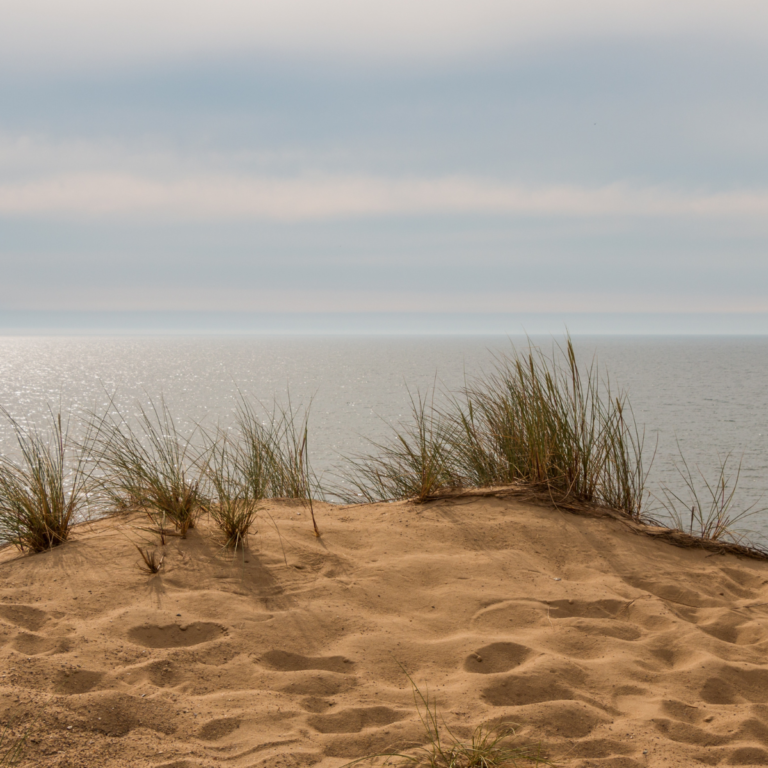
[2,496,768,767]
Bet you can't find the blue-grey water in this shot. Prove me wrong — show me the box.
[0,335,766,544]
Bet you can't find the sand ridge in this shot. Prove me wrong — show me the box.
[2,497,768,767]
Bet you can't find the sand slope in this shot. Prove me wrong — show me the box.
[2,496,768,767]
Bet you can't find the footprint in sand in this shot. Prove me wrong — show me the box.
[463,642,533,674]
[548,598,631,620]
[308,706,405,734]
[300,696,334,713]
[280,675,357,697]
[260,650,354,674]
[53,669,104,695]
[72,691,178,737]
[699,664,768,705]
[518,700,609,739]
[0,604,50,632]
[127,622,225,649]
[482,673,577,707]
[11,631,71,656]
[728,746,768,765]
[197,717,241,741]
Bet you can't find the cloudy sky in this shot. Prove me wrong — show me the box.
[1,1,767,328]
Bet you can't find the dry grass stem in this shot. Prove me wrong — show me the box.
[655,445,764,546]
[135,544,164,573]
[0,721,27,767]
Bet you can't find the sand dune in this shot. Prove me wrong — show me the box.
[2,496,768,767]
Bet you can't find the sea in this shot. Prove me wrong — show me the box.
[0,335,766,545]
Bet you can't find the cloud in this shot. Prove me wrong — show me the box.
[1,172,768,222]
[3,0,767,73]
[1,281,764,314]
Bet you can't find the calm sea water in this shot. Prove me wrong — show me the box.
[0,335,766,543]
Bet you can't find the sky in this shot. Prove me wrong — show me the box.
[1,1,768,331]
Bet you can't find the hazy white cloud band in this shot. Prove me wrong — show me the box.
[4,0,767,72]
[1,174,768,222]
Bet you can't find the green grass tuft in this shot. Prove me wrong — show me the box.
[91,397,208,537]
[204,433,259,549]
[0,410,95,553]
[0,717,29,767]
[232,395,321,501]
[338,388,458,503]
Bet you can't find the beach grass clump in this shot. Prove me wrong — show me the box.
[339,339,646,516]
[92,398,208,537]
[231,396,321,535]
[656,447,762,544]
[339,390,459,503]
[232,396,320,502]
[447,338,646,515]
[204,435,259,549]
[0,410,94,553]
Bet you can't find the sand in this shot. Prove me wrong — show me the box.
[2,496,768,767]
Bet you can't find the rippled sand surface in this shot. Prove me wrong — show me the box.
[3,497,768,766]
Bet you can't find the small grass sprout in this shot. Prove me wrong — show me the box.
[135,544,164,573]
[347,669,552,768]
[0,409,95,553]
[92,397,208,537]
[0,720,27,767]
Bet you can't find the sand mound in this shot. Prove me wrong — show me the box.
[2,496,768,767]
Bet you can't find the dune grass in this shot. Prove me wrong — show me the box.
[0,343,763,559]
[232,396,320,500]
[231,396,321,535]
[91,397,208,538]
[204,435,259,549]
[446,339,647,515]
[655,446,763,545]
[339,389,458,503]
[0,410,95,553]
[338,339,647,517]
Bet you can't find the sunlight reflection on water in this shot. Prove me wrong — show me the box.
[0,334,766,543]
